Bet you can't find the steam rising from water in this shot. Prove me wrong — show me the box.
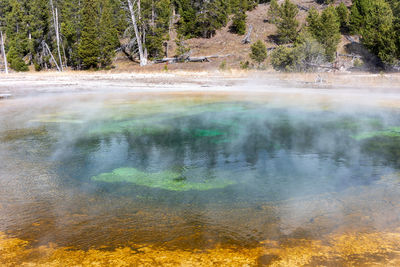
[0,88,400,264]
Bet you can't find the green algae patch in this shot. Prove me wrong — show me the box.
[91,167,236,191]
[352,127,400,141]
[194,129,225,137]
[87,119,174,137]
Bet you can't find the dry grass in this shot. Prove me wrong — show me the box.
[104,0,358,72]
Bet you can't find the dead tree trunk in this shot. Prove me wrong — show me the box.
[154,54,232,64]
[0,31,8,74]
[43,41,61,71]
[151,0,155,27]
[50,0,63,71]
[127,0,147,66]
[242,25,253,44]
[55,8,64,70]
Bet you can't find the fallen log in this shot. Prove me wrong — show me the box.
[305,62,338,70]
[338,53,362,59]
[154,54,232,64]
[187,57,210,62]
[154,57,178,64]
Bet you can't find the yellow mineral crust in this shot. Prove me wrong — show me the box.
[1,231,400,266]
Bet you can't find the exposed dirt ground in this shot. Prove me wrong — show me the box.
[111,1,358,72]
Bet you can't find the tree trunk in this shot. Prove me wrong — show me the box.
[242,25,253,44]
[55,8,64,70]
[151,0,154,26]
[0,31,8,74]
[127,0,147,66]
[50,0,63,71]
[43,41,61,71]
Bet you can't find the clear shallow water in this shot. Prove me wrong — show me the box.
[1,92,400,264]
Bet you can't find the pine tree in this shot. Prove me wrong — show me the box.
[350,0,372,34]
[29,0,51,70]
[231,0,247,35]
[336,2,349,33]
[270,45,296,71]
[306,6,321,39]
[5,0,29,71]
[306,6,341,62]
[231,11,246,35]
[176,0,197,38]
[145,0,172,59]
[60,0,81,68]
[267,0,280,24]
[250,40,267,66]
[319,6,340,62]
[391,1,400,59]
[99,0,119,67]
[78,0,100,69]
[7,45,28,71]
[274,0,299,44]
[358,0,396,66]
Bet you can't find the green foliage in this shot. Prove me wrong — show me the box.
[175,0,197,38]
[350,0,397,66]
[196,0,229,38]
[2,0,398,71]
[267,0,280,24]
[78,0,100,69]
[175,34,190,57]
[336,2,349,33]
[4,0,30,70]
[268,0,299,44]
[59,0,81,68]
[240,60,250,69]
[353,58,364,68]
[7,45,28,71]
[295,30,325,70]
[306,6,341,62]
[175,0,256,39]
[319,6,341,62]
[270,45,296,71]
[143,0,172,59]
[231,11,247,35]
[271,30,325,72]
[306,7,321,38]
[250,40,267,66]
[99,0,119,67]
[349,0,371,34]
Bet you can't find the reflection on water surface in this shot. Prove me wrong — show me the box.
[1,92,400,265]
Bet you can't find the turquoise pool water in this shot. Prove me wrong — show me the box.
[1,92,400,255]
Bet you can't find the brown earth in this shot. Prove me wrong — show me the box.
[111,1,358,73]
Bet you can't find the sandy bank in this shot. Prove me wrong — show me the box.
[1,71,400,98]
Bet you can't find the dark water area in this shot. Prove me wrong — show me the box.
[1,92,400,255]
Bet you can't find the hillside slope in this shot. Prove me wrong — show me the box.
[115,1,359,72]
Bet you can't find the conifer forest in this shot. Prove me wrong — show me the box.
[0,0,399,71]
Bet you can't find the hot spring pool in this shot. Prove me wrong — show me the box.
[1,91,400,265]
